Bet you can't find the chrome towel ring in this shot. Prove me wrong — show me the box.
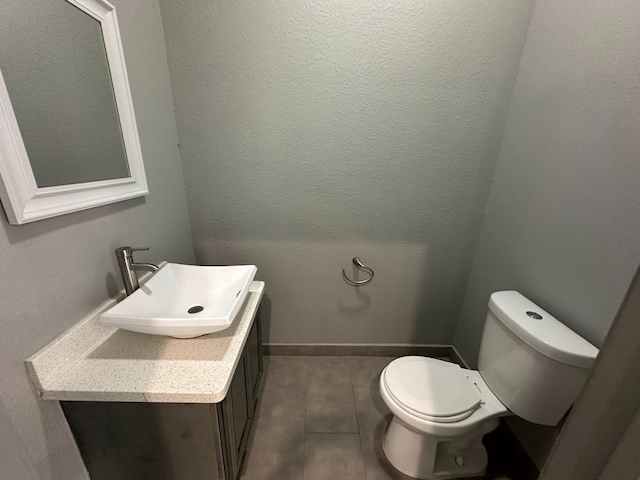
[342,256,374,286]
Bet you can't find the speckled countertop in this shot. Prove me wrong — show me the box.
[26,280,265,403]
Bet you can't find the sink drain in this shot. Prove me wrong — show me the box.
[188,305,204,314]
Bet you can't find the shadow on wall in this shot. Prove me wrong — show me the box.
[0,310,90,480]
[1,196,145,245]
[195,238,478,346]
[0,382,89,480]
[0,401,39,480]
[34,396,90,479]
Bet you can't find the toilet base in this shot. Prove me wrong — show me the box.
[382,416,499,480]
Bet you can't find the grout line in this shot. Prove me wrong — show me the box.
[302,422,307,480]
[351,382,360,435]
[347,355,355,391]
[299,356,371,478]
[352,381,370,480]
[302,357,309,480]
[347,356,363,439]
[304,358,310,434]
[302,356,311,480]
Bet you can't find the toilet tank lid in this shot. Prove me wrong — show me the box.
[489,291,599,368]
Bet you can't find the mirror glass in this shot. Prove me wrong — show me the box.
[0,0,129,188]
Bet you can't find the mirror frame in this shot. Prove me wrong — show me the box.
[0,0,147,225]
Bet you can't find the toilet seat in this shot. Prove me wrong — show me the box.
[383,357,482,423]
[380,362,509,438]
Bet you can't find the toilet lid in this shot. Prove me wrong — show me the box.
[383,357,482,421]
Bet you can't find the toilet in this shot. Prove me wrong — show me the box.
[379,291,599,479]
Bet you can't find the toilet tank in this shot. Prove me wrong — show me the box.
[478,291,598,426]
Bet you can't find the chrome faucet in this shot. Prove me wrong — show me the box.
[115,246,159,296]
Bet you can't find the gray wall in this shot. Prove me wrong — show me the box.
[540,267,640,479]
[599,407,640,480]
[0,0,195,478]
[453,0,640,468]
[160,0,535,345]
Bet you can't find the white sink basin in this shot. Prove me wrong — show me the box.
[99,263,257,338]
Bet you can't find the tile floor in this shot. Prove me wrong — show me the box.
[240,355,530,480]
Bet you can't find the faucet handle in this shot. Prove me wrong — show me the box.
[115,246,150,258]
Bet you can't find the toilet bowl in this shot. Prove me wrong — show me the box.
[379,357,509,479]
[379,291,599,480]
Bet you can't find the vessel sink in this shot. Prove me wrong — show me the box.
[99,263,257,338]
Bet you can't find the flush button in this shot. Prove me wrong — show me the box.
[455,455,465,466]
[526,311,543,320]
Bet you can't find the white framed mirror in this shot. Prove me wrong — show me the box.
[0,0,147,225]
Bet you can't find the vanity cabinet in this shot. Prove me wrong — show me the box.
[61,310,263,480]
[220,314,263,479]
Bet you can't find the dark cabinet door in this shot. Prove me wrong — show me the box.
[231,353,250,456]
[221,349,251,480]
[219,313,263,480]
[247,316,261,408]
[62,402,223,480]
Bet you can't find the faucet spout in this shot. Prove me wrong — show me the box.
[115,246,158,296]
[131,263,159,273]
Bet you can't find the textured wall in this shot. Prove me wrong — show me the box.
[160,0,535,344]
[453,0,640,468]
[0,0,194,478]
